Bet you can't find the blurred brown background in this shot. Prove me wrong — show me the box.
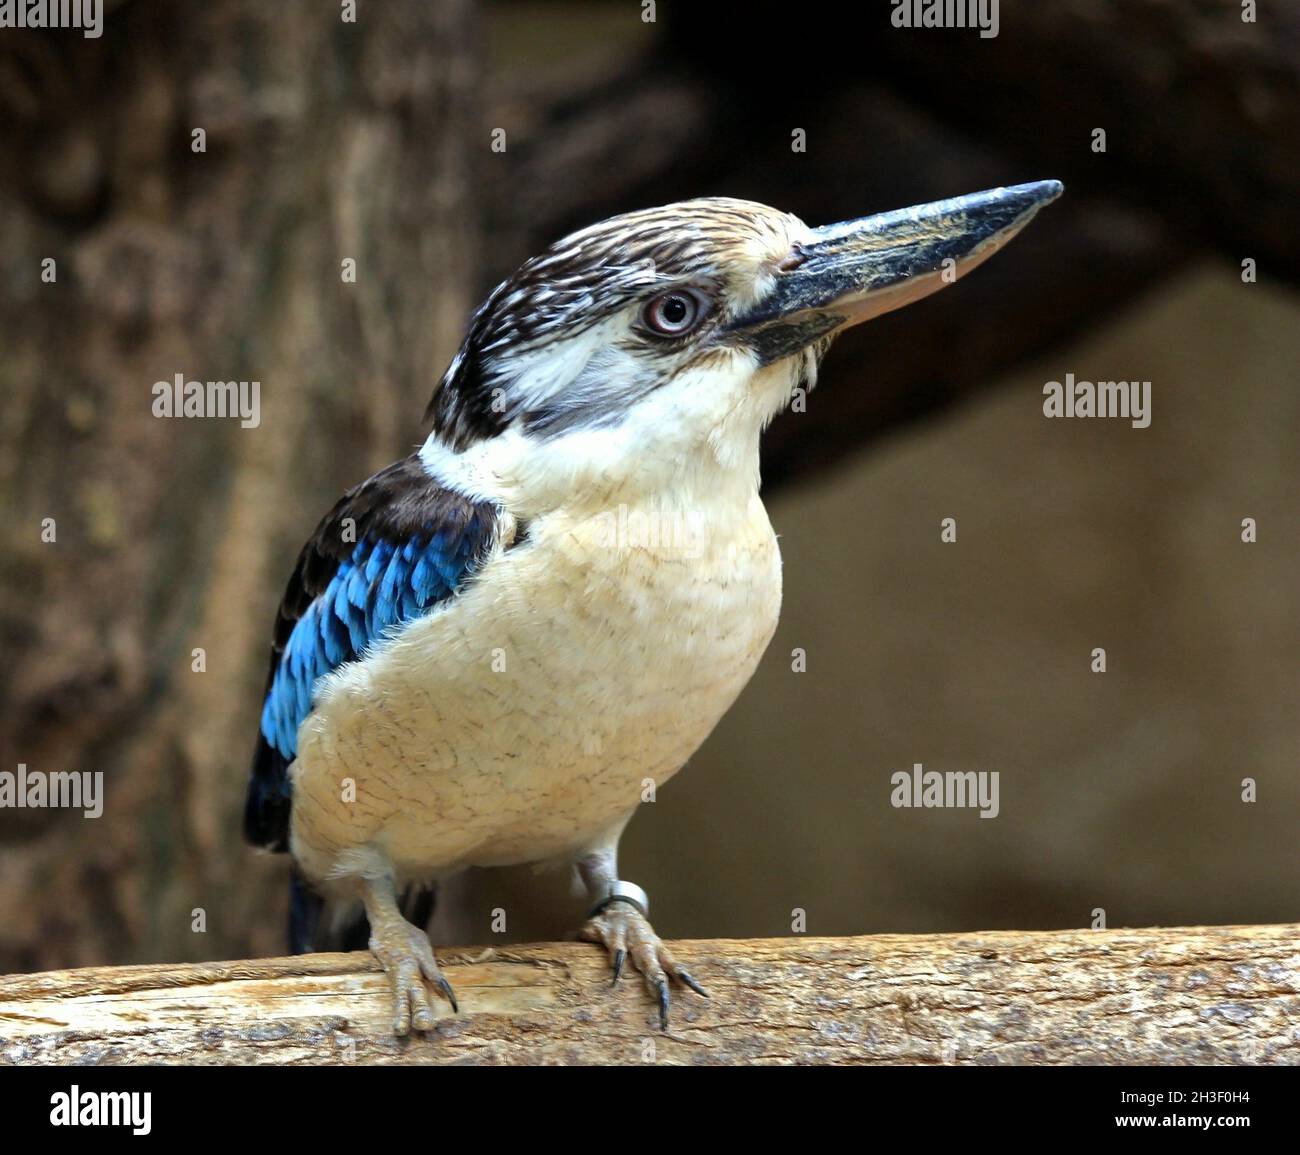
[0,1,1296,973]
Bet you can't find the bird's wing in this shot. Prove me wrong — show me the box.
[243,454,502,851]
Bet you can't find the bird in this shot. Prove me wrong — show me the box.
[244,180,1063,1035]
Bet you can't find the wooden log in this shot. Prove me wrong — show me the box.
[1,925,1296,1065]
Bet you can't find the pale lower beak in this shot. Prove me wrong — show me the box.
[724,180,1063,363]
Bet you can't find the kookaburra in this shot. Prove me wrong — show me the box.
[245,181,1062,1034]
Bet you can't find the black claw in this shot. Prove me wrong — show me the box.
[437,976,459,1014]
[677,970,709,998]
[611,948,626,986]
[657,978,670,1031]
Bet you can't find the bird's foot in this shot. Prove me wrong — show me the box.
[369,919,458,1036]
[578,900,707,1030]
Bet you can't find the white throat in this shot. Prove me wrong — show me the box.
[419,350,811,519]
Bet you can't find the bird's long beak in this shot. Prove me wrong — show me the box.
[725,180,1063,363]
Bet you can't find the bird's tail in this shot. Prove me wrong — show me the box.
[288,870,436,954]
[288,868,325,954]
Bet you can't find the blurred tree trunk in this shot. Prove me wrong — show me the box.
[0,0,479,970]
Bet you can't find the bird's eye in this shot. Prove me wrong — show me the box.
[641,289,708,337]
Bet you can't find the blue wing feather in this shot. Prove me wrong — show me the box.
[262,528,481,761]
[244,456,501,852]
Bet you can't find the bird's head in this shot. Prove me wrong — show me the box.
[425,181,1062,508]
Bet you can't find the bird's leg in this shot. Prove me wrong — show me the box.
[574,835,708,1030]
[359,874,457,1036]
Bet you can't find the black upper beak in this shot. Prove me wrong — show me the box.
[725,180,1063,363]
